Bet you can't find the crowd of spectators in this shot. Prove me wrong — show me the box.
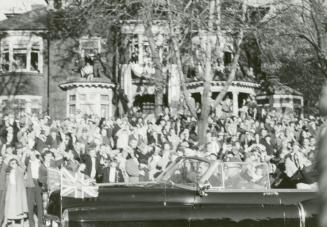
[0,97,321,226]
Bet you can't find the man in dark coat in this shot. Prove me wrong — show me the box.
[101,159,124,183]
[82,144,101,181]
[261,135,275,156]
[45,128,60,149]
[25,150,47,227]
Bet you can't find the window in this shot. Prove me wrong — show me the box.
[0,43,9,72]
[0,36,43,73]
[223,52,232,66]
[69,95,76,101]
[31,42,40,72]
[89,93,96,101]
[69,104,76,115]
[100,95,109,102]
[13,47,27,71]
[79,37,101,58]
[256,98,269,105]
[1,96,41,115]
[80,104,95,115]
[293,98,302,105]
[101,104,109,118]
[79,94,86,101]
[31,108,40,115]
[31,99,41,115]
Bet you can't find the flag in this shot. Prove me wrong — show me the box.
[60,168,99,199]
[47,168,61,194]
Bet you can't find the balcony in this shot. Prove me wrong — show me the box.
[59,76,115,90]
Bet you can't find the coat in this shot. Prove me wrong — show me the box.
[5,167,28,220]
[25,159,48,188]
[82,154,100,178]
[101,167,124,183]
[125,158,139,183]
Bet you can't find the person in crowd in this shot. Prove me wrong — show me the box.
[0,96,322,223]
[125,151,139,183]
[25,150,47,227]
[0,155,6,227]
[5,158,28,227]
[82,144,100,181]
[101,158,124,183]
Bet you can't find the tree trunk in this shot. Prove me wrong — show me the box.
[154,89,164,117]
[143,16,165,118]
[198,0,215,145]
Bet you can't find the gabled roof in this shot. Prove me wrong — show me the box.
[0,7,48,31]
[258,77,303,96]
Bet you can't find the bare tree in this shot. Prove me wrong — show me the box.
[50,0,274,145]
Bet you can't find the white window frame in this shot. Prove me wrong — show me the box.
[0,35,43,73]
[0,95,42,115]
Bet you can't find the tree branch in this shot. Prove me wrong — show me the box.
[212,2,246,108]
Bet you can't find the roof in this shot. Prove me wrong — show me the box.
[0,0,47,15]
[59,76,115,90]
[257,77,303,97]
[0,7,48,31]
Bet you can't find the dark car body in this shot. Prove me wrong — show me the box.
[47,156,318,227]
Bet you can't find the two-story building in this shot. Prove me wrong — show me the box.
[0,0,304,119]
[0,3,48,116]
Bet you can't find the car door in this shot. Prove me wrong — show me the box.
[162,158,207,227]
[163,157,210,206]
[190,203,298,227]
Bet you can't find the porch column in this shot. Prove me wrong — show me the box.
[232,91,239,116]
[108,87,114,119]
[138,33,143,64]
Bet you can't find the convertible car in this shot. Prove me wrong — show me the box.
[46,156,318,227]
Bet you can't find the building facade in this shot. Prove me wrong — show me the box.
[0,7,48,116]
[0,1,304,119]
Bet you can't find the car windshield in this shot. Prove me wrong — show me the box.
[159,157,210,187]
[157,157,270,190]
[223,162,270,190]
